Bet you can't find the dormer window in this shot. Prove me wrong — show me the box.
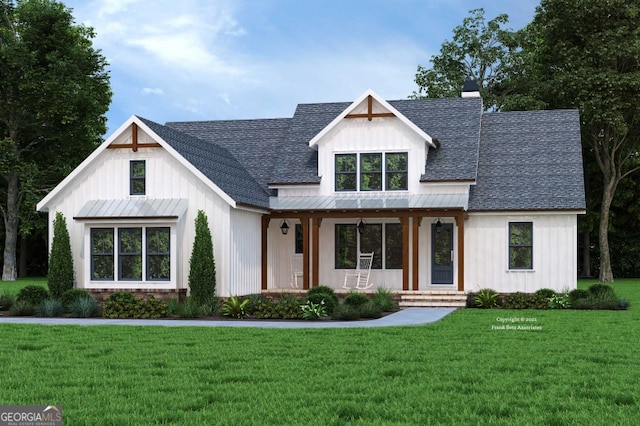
[335,152,407,192]
[130,160,146,195]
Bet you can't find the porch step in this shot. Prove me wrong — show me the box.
[398,291,467,308]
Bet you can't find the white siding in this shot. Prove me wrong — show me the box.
[228,209,262,296]
[464,213,578,293]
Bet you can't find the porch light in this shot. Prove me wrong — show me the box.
[280,220,290,235]
[435,219,443,234]
[357,219,366,235]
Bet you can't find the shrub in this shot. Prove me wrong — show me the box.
[47,212,75,298]
[568,289,589,303]
[548,293,571,309]
[253,298,279,319]
[502,292,528,309]
[331,303,361,321]
[307,287,338,315]
[372,288,397,312]
[466,292,479,308]
[188,210,216,305]
[618,299,631,310]
[17,285,50,306]
[587,284,616,300]
[301,300,328,320]
[167,298,181,316]
[102,292,140,319]
[526,293,550,309]
[572,298,594,310]
[0,291,16,311]
[60,289,92,312]
[359,301,383,319]
[244,294,266,315]
[177,298,203,318]
[69,296,101,318]
[535,288,556,299]
[136,296,169,319]
[35,299,64,317]
[10,301,35,316]
[200,296,221,317]
[474,289,500,309]
[344,292,369,308]
[221,294,248,319]
[592,298,620,310]
[277,294,302,319]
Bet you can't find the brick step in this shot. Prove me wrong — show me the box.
[398,291,466,296]
[398,291,467,308]
[400,294,467,302]
[399,300,467,308]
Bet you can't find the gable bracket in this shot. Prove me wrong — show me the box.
[345,95,395,121]
[107,123,162,151]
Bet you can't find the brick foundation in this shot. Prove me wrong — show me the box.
[88,288,187,302]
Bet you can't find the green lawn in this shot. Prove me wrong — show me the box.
[0,279,638,425]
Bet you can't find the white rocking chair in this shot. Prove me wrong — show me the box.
[343,252,374,290]
[290,253,303,288]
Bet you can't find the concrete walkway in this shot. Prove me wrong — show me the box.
[0,307,456,328]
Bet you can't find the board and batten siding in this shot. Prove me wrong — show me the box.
[464,213,578,293]
[227,209,263,296]
[42,126,232,294]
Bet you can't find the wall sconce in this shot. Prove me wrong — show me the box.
[357,219,366,235]
[435,218,443,234]
[280,219,290,235]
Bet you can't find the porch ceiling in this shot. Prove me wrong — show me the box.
[269,193,468,211]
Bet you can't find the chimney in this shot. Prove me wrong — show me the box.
[461,80,480,98]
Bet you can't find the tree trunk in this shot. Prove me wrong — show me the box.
[598,179,615,282]
[19,235,28,278]
[2,171,19,281]
[581,230,591,278]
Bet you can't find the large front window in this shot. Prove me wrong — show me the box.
[335,223,402,269]
[90,226,170,281]
[509,222,533,269]
[335,152,408,191]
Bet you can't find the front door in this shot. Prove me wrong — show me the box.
[431,223,454,284]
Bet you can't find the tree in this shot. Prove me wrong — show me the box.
[412,8,517,111]
[47,211,73,298]
[519,0,640,282]
[188,210,216,304]
[0,0,111,281]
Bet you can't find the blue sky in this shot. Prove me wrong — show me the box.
[64,0,540,135]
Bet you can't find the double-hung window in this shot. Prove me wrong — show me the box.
[335,152,407,191]
[509,222,533,269]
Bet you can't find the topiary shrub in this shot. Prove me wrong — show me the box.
[331,303,361,321]
[69,296,101,318]
[35,299,64,317]
[102,292,140,319]
[359,301,383,319]
[372,288,397,312]
[474,289,500,309]
[502,292,528,309]
[344,292,369,308]
[568,289,589,303]
[17,285,50,306]
[535,288,556,299]
[188,210,217,305]
[47,212,75,298]
[0,291,16,311]
[587,283,616,300]
[60,289,92,312]
[10,301,35,316]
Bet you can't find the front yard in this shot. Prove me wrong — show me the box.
[0,279,638,424]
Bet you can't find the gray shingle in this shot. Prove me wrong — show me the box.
[468,109,585,211]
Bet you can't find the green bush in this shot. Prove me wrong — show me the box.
[359,301,383,319]
[474,289,500,309]
[568,289,589,303]
[587,284,616,300]
[526,293,549,309]
[244,294,266,315]
[307,285,337,299]
[301,300,328,320]
[136,296,169,319]
[572,297,594,310]
[177,298,203,318]
[35,299,64,317]
[344,292,369,308]
[548,293,571,309]
[277,294,302,319]
[167,298,181,316]
[331,303,361,321]
[618,299,631,310]
[502,292,528,309]
[253,298,278,319]
[372,288,397,312]
[60,289,92,312]
[534,288,556,299]
[221,294,248,319]
[69,296,101,318]
[307,286,338,315]
[10,301,35,316]
[188,210,216,305]
[200,295,221,317]
[47,212,75,298]
[466,292,479,308]
[0,291,16,311]
[17,285,50,306]
[103,292,141,319]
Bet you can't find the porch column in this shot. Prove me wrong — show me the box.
[302,216,310,289]
[312,217,322,288]
[412,216,422,291]
[455,211,465,291]
[400,217,410,290]
[261,216,269,290]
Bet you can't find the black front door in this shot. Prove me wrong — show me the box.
[431,223,454,284]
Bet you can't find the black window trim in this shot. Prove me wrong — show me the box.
[508,221,533,270]
[130,160,146,195]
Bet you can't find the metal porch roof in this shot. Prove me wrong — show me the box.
[269,193,468,211]
[74,199,188,220]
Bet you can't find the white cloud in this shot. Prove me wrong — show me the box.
[141,87,163,95]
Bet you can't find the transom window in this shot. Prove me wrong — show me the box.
[90,226,170,281]
[509,222,533,269]
[335,152,408,192]
[130,160,146,195]
[335,223,402,269]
